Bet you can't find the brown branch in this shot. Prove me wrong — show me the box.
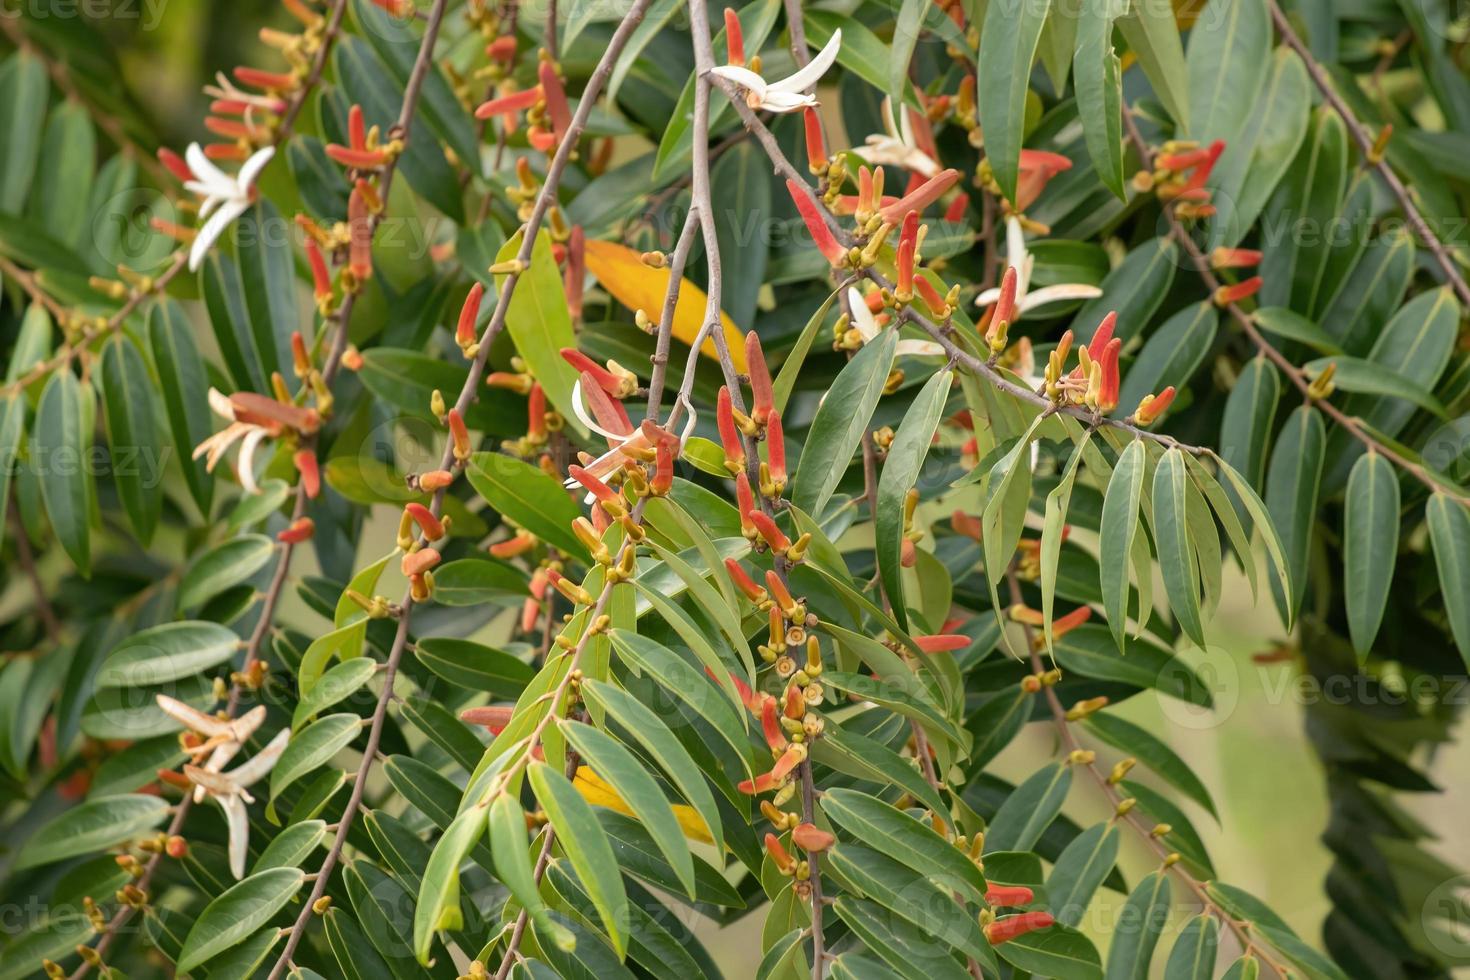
[1267,1,1470,310]
[644,206,702,421]
[1121,109,1470,506]
[269,3,657,974]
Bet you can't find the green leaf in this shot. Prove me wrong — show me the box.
[98,336,160,540]
[1186,0,1269,144]
[254,820,326,872]
[1219,355,1280,506]
[1074,0,1128,197]
[0,50,49,213]
[431,558,531,607]
[877,369,952,630]
[812,723,948,819]
[1099,440,1146,651]
[30,101,95,251]
[1103,871,1171,979]
[580,679,724,852]
[1043,430,1090,652]
[1251,308,1343,355]
[413,798,485,961]
[1264,406,1324,625]
[985,762,1072,853]
[1117,0,1189,129]
[820,787,987,905]
[489,793,577,952]
[561,719,696,898]
[792,327,897,517]
[178,868,305,973]
[1163,914,1219,980]
[712,142,770,331]
[1056,625,1212,707]
[298,621,368,698]
[270,713,362,808]
[1427,494,1470,666]
[234,201,296,385]
[466,452,589,561]
[993,920,1103,979]
[1046,822,1120,927]
[978,0,1053,203]
[35,370,92,574]
[528,760,629,957]
[833,896,972,980]
[16,794,170,870]
[1068,238,1177,343]
[96,621,240,689]
[496,230,586,438]
[1343,452,1399,659]
[1082,712,1217,818]
[179,534,275,610]
[891,0,927,108]
[0,394,23,548]
[1304,356,1447,418]
[1259,109,1348,311]
[1115,302,1218,415]
[1153,448,1205,647]
[414,637,534,697]
[148,299,214,514]
[292,657,378,731]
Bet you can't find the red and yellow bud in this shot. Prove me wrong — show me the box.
[404,502,445,541]
[984,911,1056,945]
[294,449,321,499]
[736,472,758,540]
[803,108,827,174]
[726,558,769,604]
[913,634,968,653]
[1213,276,1262,306]
[879,168,961,226]
[724,7,745,66]
[787,179,844,265]
[1209,247,1261,270]
[985,885,1035,907]
[717,386,746,472]
[157,147,193,182]
[764,833,796,874]
[745,332,774,424]
[457,282,485,354]
[791,823,835,853]
[447,408,471,461]
[1133,386,1176,427]
[752,512,792,555]
[277,517,315,543]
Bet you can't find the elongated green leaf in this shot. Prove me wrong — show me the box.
[1104,871,1171,980]
[1117,0,1188,129]
[1219,355,1280,501]
[992,919,1103,979]
[877,369,952,630]
[97,621,240,689]
[179,534,275,610]
[1186,0,1269,144]
[986,762,1072,853]
[1264,406,1323,624]
[561,719,695,898]
[772,287,840,413]
[1427,493,1470,666]
[528,760,629,957]
[821,787,987,904]
[99,335,161,544]
[0,50,49,213]
[1046,822,1120,927]
[812,723,948,819]
[833,896,972,980]
[1251,308,1343,355]
[497,230,586,437]
[35,371,91,574]
[466,452,589,561]
[1082,712,1217,817]
[1074,0,1128,197]
[1043,431,1090,652]
[292,657,378,731]
[177,868,304,973]
[270,713,362,806]
[1343,452,1399,659]
[413,637,534,697]
[16,794,170,869]
[148,299,214,514]
[489,793,577,951]
[792,328,897,517]
[1069,238,1177,343]
[1116,303,1218,415]
[413,804,486,962]
[1153,448,1205,647]
[254,820,326,873]
[978,0,1053,203]
[1163,913,1219,980]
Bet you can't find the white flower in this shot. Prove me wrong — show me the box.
[183,727,290,879]
[564,382,697,500]
[192,388,273,494]
[184,142,275,272]
[973,217,1102,318]
[854,98,940,178]
[848,288,945,358]
[710,30,841,113]
[157,696,268,802]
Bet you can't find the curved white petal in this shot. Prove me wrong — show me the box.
[190,197,249,271]
[235,426,268,494]
[220,794,250,879]
[207,387,237,421]
[896,339,946,358]
[770,28,841,94]
[229,728,291,788]
[847,288,879,342]
[1016,283,1103,313]
[570,379,634,443]
[973,286,1000,308]
[709,64,767,98]
[237,145,276,190]
[184,142,231,193]
[882,96,902,142]
[759,90,817,113]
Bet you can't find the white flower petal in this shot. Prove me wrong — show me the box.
[156,695,232,737]
[235,426,269,495]
[973,286,1001,308]
[237,145,276,190]
[220,794,250,879]
[770,28,841,95]
[207,387,237,421]
[570,379,633,443]
[896,339,947,358]
[709,64,767,98]
[189,197,249,271]
[1017,283,1103,312]
[229,728,291,788]
[759,90,817,113]
[184,143,232,194]
[847,288,879,342]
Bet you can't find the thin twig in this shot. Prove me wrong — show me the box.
[8,493,61,642]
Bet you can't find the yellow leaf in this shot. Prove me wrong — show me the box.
[572,766,714,845]
[583,239,747,373]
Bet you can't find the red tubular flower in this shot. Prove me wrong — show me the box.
[745,333,774,424]
[348,103,367,150]
[717,386,746,471]
[1086,311,1117,362]
[303,236,331,304]
[565,224,585,319]
[1051,605,1093,641]
[327,145,392,169]
[986,266,1018,345]
[460,705,515,734]
[764,833,795,872]
[985,885,1035,907]
[234,66,295,90]
[447,408,471,460]
[290,330,311,378]
[751,512,792,554]
[770,744,804,782]
[724,7,745,66]
[486,34,517,61]
[457,282,484,350]
[538,61,571,144]
[879,168,960,225]
[736,471,758,538]
[985,911,1055,946]
[203,117,255,140]
[896,210,919,301]
[803,107,826,173]
[1097,337,1121,413]
[527,383,547,439]
[651,437,674,495]
[782,684,805,720]
[1156,146,1213,171]
[787,179,844,265]
[952,509,982,540]
[580,374,634,437]
[277,516,315,543]
[725,558,768,603]
[1210,247,1262,270]
[402,547,442,577]
[1133,386,1177,426]
[915,276,949,318]
[765,411,786,489]
[405,502,445,541]
[761,697,787,752]
[419,469,454,492]
[913,634,969,653]
[764,569,796,613]
[791,823,835,853]
[1214,276,1263,306]
[348,181,373,281]
[1014,150,1073,211]
[489,531,535,557]
[569,464,620,507]
[858,165,876,214]
[203,143,249,161]
[474,84,541,120]
[944,192,970,223]
[1184,140,1226,190]
[293,449,320,499]
[157,147,193,182]
[562,348,623,397]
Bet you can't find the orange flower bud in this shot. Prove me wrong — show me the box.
[752,512,792,554]
[538,61,571,145]
[277,517,315,543]
[984,911,1055,945]
[1209,247,1261,270]
[943,192,969,223]
[879,168,960,225]
[803,107,826,173]
[724,7,745,66]
[791,823,835,853]
[457,282,484,350]
[987,266,1018,346]
[717,386,746,471]
[913,634,968,653]
[234,65,295,90]
[565,224,585,319]
[404,502,445,541]
[985,885,1035,907]
[402,547,442,576]
[460,705,515,734]
[761,697,787,752]
[764,833,795,873]
[1213,276,1262,306]
[157,147,193,182]
[562,348,625,397]
[419,469,454,492]
[736,472,758,539]
[447,408,471,461]
[348,182,373,281]
[294,449,320,499]
[765,411,787,491]
[787,179,844,265]
[474,85,541,120]
[304,236,331,303]
[725,558,768,603]
[1133,386,1176,427]
[746,332,773,424]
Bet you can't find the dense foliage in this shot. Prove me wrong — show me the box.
[2,0,1470,978]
